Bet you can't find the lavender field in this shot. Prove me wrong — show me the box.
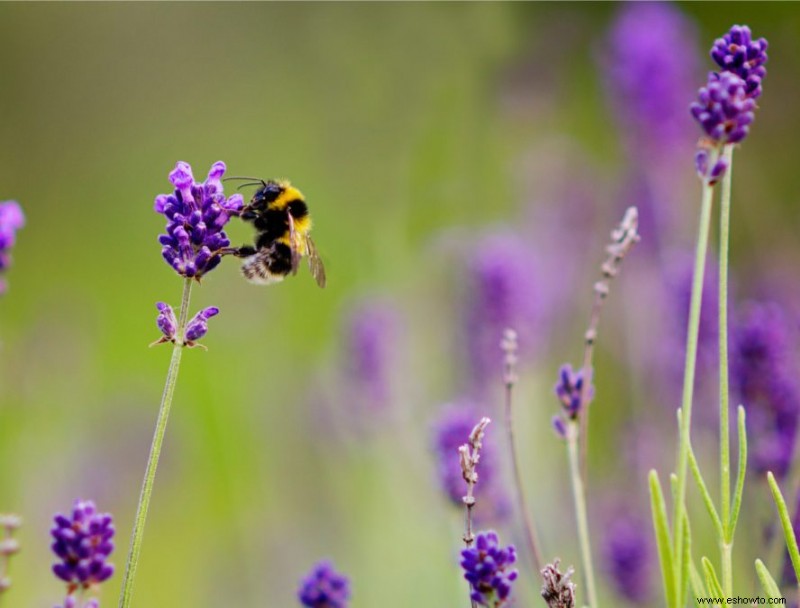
[0,3,799,607]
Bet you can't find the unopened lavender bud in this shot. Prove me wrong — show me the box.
[554,364,592,419]
[155,302,178,342]
[552,416,568,439]
[297,560,350,608]
[184,306,220,344]
[710,25,768,99]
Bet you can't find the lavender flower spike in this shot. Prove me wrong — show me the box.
[51,500,114,594]
[711,25,768,99]
[0,201,24,295]
[155,161,244,279]
[460,531,519,607]
[297,560,350,608]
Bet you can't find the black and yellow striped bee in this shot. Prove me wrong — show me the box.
[220,178,326,288]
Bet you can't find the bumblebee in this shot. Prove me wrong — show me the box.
[221,178,326,288]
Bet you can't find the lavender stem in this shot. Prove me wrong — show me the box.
[501,330,544,573]
[718,144,734,597]
[566,421,598,608]
[118,277,193,608]
[673,172,716,607]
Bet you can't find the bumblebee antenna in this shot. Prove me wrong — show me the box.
[234,182,266,191]
[223,176,267,184]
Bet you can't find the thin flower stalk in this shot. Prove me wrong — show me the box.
[578,207,640,481]
[718,144,734,596]
[566,420,598,608]
[118,278,192,608]
[501,329,543,573]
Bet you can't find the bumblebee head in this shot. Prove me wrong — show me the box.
[251,180,284,209]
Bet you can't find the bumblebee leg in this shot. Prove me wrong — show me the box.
[216,245,257,258]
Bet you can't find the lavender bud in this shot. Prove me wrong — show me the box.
[155,302,178,342]
[710,25,768,99]
[50,500,115,589]
[691,71,755,147]
[554,364,592,420]
[155,161,244,279]
[460,531,518,607]
[297,560,350,608]
[184,306,220,345]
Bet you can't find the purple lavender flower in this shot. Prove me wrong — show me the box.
[50,500,114,591]
[602,3,699,162]
[0,201,24,295]
[602,511,654,604]
[184,306,220,344]
[691,71,755,145]
[554,364,592,420]
[732,302,800,479]
[154,161,243,279]
[151,303,219,348]
[297,560,350,608]
[460,531,518,607]
[343,298,400,411]
[711,25,768,99]
[432,403,509,524]
[464,232,539,394]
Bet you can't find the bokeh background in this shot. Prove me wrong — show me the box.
[1,2,800,606]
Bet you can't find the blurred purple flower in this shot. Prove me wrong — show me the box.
[602,2,698,166]
[297,560,350,608]
[464,232,539,394]
[602,511,654,604]
[343,298,401,411]
[460,530,518,607]
[154,161,244,279]
[711,25,768,99]
[50,500,114,593]
[732,302,800,479]
[0,201,24,295]
[554,364,592,421]
[431,403,510,524]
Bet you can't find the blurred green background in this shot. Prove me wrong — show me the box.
[1,3,799,607]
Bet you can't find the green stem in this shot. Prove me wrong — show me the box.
[719,145,734,595]
[118,278,193,608]
[567,421,598,608]
[673,172,716,607]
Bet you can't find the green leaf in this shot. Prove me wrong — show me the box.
[727,406,747,541]
[680,513,692,607]
[689,560,707,605]
[687,443,724,539]
[702,557,724,602]
[650,470,676,608]
[767,471,800,583]
[754,559,783,601]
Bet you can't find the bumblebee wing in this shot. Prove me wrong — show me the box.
[305,236,327,288]
[287,212,301,276]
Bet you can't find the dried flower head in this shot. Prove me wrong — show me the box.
[297,560,350,608]
[711,25,768,99]
[155,161,244,279]
[461,531,518,607]
[541,560,576,608]
[50,500,114,593]
[0,201,24,295]
[432,405,509,523]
